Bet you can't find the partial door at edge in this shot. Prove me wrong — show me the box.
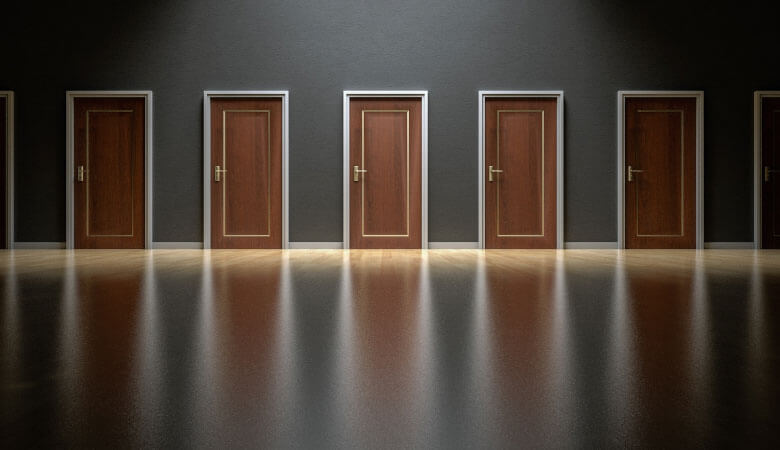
[210,97,282,249]
[1,95,6,249]
[761,96,780,248]
[349,97,422,249]
[484,97,557,248]
[74,97,145,249]
[624,97,696,249]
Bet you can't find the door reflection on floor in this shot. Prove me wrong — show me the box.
[0,250,778,448]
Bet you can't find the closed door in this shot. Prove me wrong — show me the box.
[74,97,145,249]
[624,97,696,249]
[484,97,557,248]
[210,97,282,249]
[761,97,780,248]
[349,98,422,249]
[1,96,5,248]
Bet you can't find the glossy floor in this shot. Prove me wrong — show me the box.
[1,250,779,448]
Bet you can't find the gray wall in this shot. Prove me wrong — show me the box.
[1,0,777,243]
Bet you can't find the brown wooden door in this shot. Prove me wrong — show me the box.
[210,97,282,249]
[1,96,6,249]
[74,97,145,249]
[349,97,422,249]
[625,97,696,249]
[484,97,557,248]
[761,97,780,248]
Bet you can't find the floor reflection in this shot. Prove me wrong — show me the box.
[1,249,778,448]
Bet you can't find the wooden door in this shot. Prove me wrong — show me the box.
[625,97,696,249]
[1,96,6,249]
[73,97,145,249]
[349,97,422,249]
[484,97,557,248]
[210,97,282,249]
[761,97,780,248]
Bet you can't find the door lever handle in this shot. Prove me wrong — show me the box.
[488,165,503,182]
[627,165,644,182]
[766,166,780,182]
[214,165,227,182]
[77,165,85,182]
[353,165,367,182]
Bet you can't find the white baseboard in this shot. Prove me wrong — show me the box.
[703,242,755,249]
[428,242,480,249]
[12,242,66,249]
[564,242,619,249]
[288,242,344,249]
[152,242,204,249]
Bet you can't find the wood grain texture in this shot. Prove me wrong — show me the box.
[74,97,145,249]
[210,97,282,249]
[0,97,5,249]
[485,97,557,248]
[625,97,696,249]
[349,98,422,249]
[762,97,780,249]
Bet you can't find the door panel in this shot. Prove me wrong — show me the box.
[762,97,780,248]
[349,98,422,249]
[485,97,557,249]
[1,97,6,249]
[210,97,282,249]
[74,97,145,249]
[625,97,696,249]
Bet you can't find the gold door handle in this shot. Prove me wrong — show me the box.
[77,165,85,182]
[488,165,503,182]
[627,165,645,182]
[353,165,367,182]
[214,165,227,182]
[765,166,780,182]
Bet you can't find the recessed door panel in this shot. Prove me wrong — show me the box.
[74,97,145,249]
[485,97,557,249]
[210,97,282,249]
[1,96,6,249]
[761,97,780,248]
[349,98,422,249]
[625,97,696,249]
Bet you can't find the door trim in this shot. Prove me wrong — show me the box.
[478,91,564,249]
[0,91,13,248]
[753,91,780,249]
[202,91,289,249]
[66,91,153,249]
[617,90,704,249]
[342,90,428,249]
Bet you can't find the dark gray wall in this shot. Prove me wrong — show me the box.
[1,0,777,243]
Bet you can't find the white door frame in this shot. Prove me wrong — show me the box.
[66,90,154,249]
[202,91,290,249]
[477,90,565,249]
[1,91,13,249]
[342,90,429,249]
[754,91,780,249]
[617,90,704,249]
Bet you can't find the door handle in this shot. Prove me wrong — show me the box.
[627,165,645,182]
[765,166,780,182]
[488,165,503,182]
[353,165,367,182]
[77,165,85,182]
[214,165,227,182]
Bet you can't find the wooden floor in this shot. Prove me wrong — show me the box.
[2,250,779,448]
